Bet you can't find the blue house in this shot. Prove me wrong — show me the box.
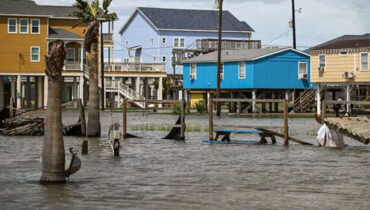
[119,7,255,74]
[182,48,316,112]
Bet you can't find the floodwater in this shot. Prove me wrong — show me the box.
[0,111,369,209]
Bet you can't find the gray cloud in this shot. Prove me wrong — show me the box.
[35,0,370,54]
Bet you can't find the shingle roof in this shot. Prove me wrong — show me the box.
[120,7,254,34]
[0,0,77,18]
[182,48,308,63]
[310,34,370,51]
[48,28,83,40]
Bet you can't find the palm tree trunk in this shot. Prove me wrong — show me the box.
[87,30,101,137]
[40,40,66,183]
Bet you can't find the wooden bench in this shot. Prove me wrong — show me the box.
[212,129,275,144]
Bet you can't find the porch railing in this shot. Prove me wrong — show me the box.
[104,62,166,73]
[103,33,113,43]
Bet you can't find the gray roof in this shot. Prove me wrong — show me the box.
[183,48,309,63]
[0,0,77,18]
[309,33,370,51]
[120,7,254,34]
[48,28,83,40]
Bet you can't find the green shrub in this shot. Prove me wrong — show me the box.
[172,103,181,114]
[195,101,207,114]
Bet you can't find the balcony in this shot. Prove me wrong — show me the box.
[196,39,262,52]
[104,62,166,73]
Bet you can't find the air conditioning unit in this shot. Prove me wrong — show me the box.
[190,74,195,80]
[318,66,325,72]
[299,73,308,80]
[344,71,355,79]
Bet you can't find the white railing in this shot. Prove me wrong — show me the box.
[104,62,166,73]
[105,80,145,108]
[64,61,83,71]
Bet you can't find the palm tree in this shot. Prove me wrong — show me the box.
[40,40,67,183]
[72,0,117,137]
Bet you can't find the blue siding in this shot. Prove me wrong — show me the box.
[120,12,250,74]
[183,49,316,90]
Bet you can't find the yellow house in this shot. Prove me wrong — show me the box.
[310,34,370,113]
[0,0,112,110]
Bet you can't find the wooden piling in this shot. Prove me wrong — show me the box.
[283,99,289,146]
[209,96,214,140]
[180,99,185,140]
[82,140,88,154]
[122,98,127,138]
[322,101,327,124]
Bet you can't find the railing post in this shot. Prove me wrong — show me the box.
[122,98,127,138]
[283,99,289,146]
[209,96,214,140]
[180,99,185,140]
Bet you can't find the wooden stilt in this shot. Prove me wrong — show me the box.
[321,101,327,124]
[283,99,289,146]
[180,99,185,140]
[209,96,214,140]
[122,98,127,138]
[81,140,88,155]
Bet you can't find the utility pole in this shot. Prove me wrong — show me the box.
[216,0,223,116]
[291,0,296,49]
[100,21,105,110]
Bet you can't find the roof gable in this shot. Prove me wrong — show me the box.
[120,7,254,34]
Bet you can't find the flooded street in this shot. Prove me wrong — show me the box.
[0,111,369,209]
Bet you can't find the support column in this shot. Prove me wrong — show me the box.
[79,75,84,105]
[0,77,4,110]
[157,77,163,108]
[103,77,107,108]
[206,91,210,110]
[16,74,21,109]
[346,84,351,114]
[135,77,140,95]
[285,91,289,101]
[252,90,257,113]
[37,77,43,108]
[43,76,48,107]
[10,77,16,99]
[316,84,321,114]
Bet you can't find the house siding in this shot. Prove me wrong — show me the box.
[0,16,48,74]
[183,50,315,90]
[311,51,370,83]
[120,11,251,74]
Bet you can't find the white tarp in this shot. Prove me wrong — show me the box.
[317,124,346,147]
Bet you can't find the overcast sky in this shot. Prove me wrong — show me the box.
[35,0,370,55]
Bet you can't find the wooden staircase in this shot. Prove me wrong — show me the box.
[293,89,316,113]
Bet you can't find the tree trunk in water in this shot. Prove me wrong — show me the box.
[87,40,101,137]
[86,21,101,137]
[40,40,66,183]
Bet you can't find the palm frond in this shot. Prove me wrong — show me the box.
[102,0,113,14]
[103,13,118,21]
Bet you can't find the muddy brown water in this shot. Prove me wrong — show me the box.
[0,111,369,209]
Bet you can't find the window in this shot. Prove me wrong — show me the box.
[8,18,17,33]
[153,57,157,62]
[162,56,166,62]
[162,37,166,44]
[31,19,40,34]
[190,64,196,79]
[361,52,369,71]
[123,58,129,63]
[19,18,28,34]
[220,64,224,79]
[150,38,154,44]
[239,62,245,79]
[340,51,348,56]
[125,40,128,46]
[30,47,40,62]
[174,38,185,48]
[319,54,326,67]
[299,62,308,74]
[67,48,75,62]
